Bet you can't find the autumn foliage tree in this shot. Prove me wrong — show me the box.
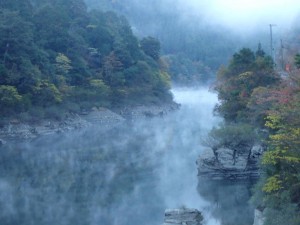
[213,46,300,223]
[214,46,279,123]
[244,54,300,224]
[257,69,300,223]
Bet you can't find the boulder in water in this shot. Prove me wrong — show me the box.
[163,208,203,225]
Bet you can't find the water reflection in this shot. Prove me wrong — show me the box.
[198,179,255,225]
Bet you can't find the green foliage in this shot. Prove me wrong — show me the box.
[32,81,62,106]
[265,114,282,130]
[214,47,279,123]
[157,71,171,89]
[264,206,300,225]
[206,123,257,163]
[55,53,72,75]
[229,48,255,74]
[249,66,300,222]
[256,43,266,57]
[0,0,172,120]
[140,36,160,60]
[208,123,256,149]
[262,175,283,193]
[295,53,300,69]
[0,85,22,114]
[215,45,300,222]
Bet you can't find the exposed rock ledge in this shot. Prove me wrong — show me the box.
[163,208,203,225]
[114,103,180,121]
[196,145,263,180]
[253,208,265,225]
[0,103,179,144]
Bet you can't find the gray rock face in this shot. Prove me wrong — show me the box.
[253,209,265,225]
[0,108,120,143]
[0,104,179,144]
[197,145,263,180]
[163,208,203,225]
[0,113,90,142]
[81,107,125,126]
[117,103,180,121]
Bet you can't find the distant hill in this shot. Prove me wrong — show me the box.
[84,0,241,85]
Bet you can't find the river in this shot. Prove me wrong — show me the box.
[0,87,254,225]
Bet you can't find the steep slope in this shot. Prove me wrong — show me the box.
[0,0,172,122]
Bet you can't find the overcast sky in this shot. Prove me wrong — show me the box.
[178,0,300,33]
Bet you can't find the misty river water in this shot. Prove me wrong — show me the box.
[0,87,254,225]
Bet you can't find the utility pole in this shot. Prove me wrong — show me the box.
[269,24,276,66]
[280,39,284,70]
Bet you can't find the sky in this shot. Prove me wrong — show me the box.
[180,0,300,32]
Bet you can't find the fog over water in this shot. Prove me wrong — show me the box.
[0,87,234,225]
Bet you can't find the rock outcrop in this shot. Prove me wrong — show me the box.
[0,104,179,144]
[196,145,263,180]
[253,208,265,225]
[0,113,90,142]
[116,103,180,121]
[81,107,125,126]
[163,208,203,225]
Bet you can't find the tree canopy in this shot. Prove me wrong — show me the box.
[214,44,300,224]
[214,46,279,123]
[0,0,172,121]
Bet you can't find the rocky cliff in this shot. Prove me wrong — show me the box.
[196,145,263,180]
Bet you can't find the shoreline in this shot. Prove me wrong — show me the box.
[0,102,180,145]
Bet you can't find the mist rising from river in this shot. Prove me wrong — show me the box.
[0,87,223,225]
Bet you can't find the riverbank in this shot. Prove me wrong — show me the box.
[0,102,180,144]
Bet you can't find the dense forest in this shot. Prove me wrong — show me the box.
[212,35,300,223]
[0,0,172,122]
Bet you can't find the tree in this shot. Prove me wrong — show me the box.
[0,0,173,120]
[103,52,124,86]
[215,47,279,122]
[247,69,300,225]
[55,53,72,75]
[0,85,22,106]
[140,37,161,60]
[0,0,33,17]
[228,48,255,75]
[0,10,34,65]
[33,4,71,52]
[0,85,22,115]
[32,81,62,107]
[295,54,300,69]
[256,42,266,57]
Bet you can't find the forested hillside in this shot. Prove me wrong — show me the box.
[84,0,240,85]
[213,41,300,224]
[0,0,172,122]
